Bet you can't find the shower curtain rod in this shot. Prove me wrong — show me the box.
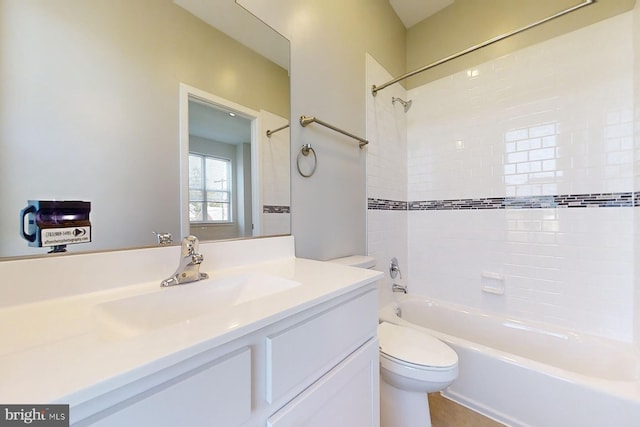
[371,0,595,96]
[300,116,369,148]
[266,124,290,137]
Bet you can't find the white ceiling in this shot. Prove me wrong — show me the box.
[189,100,252,145]
[389,0,454,28]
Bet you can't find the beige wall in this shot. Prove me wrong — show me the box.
[0,0,289,256]
[239,0,406,260]
[287,0,406,260]
[406,0,636,88]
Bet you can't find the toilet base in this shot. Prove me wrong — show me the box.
[380,380,431,427]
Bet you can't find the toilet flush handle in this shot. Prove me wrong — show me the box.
[390,257,402,279]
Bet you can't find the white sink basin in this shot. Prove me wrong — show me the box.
[93,272,300,338]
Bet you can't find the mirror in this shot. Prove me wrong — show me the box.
[180,84,290,241]
[0,0,290,258]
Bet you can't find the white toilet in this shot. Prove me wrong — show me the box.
[378,321,458,427]
[329,255,459,427]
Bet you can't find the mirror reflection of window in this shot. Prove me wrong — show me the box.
[189,154,232,223]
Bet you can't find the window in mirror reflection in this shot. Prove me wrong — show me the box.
[189,154,232,223]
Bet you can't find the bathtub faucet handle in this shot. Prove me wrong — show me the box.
[390,257,402,279]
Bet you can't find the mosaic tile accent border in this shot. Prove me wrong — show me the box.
[367,198,408,211]
[368,192,636,211]
[263,205,290,214]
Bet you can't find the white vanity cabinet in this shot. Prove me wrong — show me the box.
[71,285,379,427]
[85,348,253,427]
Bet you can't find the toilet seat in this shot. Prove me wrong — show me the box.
[378,322,458,370]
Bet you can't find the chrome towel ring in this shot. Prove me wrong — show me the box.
[297,144,317,178]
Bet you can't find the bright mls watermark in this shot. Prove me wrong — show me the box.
[0,405,68,426]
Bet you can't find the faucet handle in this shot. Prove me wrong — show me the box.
[153,231,173,245]
[182,235,199,255]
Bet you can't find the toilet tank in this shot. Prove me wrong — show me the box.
[328,255,376,269]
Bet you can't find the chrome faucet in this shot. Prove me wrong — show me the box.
[160,235,209,287]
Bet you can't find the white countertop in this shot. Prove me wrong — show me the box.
[0,256,382,406]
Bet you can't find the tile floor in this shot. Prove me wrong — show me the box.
[428,393,504,427]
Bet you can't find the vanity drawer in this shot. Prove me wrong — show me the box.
[265,289,377,403]
[267,338,379,427]
[88,347,251,427]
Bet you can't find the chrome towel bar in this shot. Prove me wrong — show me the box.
[266,124,290,137]
[299,115,368,148]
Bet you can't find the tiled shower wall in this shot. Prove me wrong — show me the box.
[367,9,639,342]
[366,53,408,306]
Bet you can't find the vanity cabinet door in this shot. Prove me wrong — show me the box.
[267,338,379,427]
[87,348,251,427]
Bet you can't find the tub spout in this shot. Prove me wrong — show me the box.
[392,283,407,294]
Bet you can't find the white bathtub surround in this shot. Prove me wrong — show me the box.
[404,11,637,341]
[408,207,634,341]
[381,296,640,426]
[366,53,408,205]
[367,209,409,305]
[365,8,640,425]
[366,53,409,306]
[0,235,383,425]
[632,0,640,348]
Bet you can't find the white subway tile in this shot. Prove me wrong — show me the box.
[370,13,636,341]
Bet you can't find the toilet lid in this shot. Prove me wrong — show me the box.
[327,255,376,269]
[378,322,458,368]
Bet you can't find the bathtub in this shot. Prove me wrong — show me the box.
[379,296,640,427]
